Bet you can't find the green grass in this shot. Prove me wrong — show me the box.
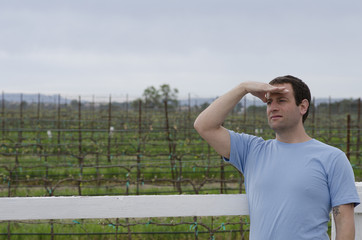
[0,216,249,240]
[0,106,359,239]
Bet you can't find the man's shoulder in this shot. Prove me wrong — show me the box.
[307,139,348,167]
[229,130,267,144]
[310,139,344,154]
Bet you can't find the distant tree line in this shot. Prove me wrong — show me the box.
[131,84,179,110]
[0,86,360,115]
[316,99,360,114]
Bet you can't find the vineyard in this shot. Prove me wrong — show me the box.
[0,94,361,239]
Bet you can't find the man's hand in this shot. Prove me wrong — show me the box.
[242,82,289,103]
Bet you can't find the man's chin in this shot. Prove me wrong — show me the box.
[268,123,281,132]
[268,122,276,130]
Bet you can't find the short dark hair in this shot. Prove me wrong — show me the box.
[269,75,311,123]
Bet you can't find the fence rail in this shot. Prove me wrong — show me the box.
[1,185,362,240]
[0,194,249,221]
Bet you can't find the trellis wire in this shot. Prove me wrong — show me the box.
[0,93,360,239]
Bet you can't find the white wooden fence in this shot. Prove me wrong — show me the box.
[1,183,361,239]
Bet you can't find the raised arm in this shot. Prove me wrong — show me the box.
[194,82,288,158]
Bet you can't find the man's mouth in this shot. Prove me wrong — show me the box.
[270,115,282,120]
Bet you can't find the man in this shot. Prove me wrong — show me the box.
[194,75,360,239]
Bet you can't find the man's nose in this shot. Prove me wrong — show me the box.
[269,101,279,111]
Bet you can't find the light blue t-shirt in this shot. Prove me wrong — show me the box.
[226,131,360,240]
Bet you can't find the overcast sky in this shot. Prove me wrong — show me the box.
[1,0,361,101]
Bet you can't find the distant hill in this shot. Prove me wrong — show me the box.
[1,93,346,107]
[1,93,72,104]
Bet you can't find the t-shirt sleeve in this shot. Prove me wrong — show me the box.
[223,130,263,174]
[327,151,360,207]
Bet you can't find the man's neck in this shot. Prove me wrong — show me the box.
[275,125,312,143]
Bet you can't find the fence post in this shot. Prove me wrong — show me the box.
[164,99,177,191]
[188,93,191,139]
[357,98,361,165]
[96,152,101,186]
[220,157,225,194]
[50,219,54,240]
[36,93,41,142]
[193,216,199,240]
[115,218,120,240]
[78,96,83,195]
[206,144,211,178]
[126,218,132,240]
[126,94,129,122]
[243,97,247,126]
[328,96,332,140]
[347,114,351,160]
[239,216,246,240]
[7,222,11,240]
[1,91,4,139]
[108,95,112,162]
[18,93,23,144]
[311,97,316,137]
[56,95,62,169]
[137,100,142,195]
[14,94,23,195]
[252,97,256,132]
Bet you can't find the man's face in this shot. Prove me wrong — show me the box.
[266,83,304,132]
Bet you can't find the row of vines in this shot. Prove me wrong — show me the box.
[0,94,360,239]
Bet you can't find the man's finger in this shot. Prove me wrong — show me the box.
[265,87,289,99]
[270,86,289,92]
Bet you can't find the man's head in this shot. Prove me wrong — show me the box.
[269,75,311,123]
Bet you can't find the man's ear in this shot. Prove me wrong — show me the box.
[299,99,309,115]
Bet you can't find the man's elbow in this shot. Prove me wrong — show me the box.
[193,118,204,135]
[194,118,215,138]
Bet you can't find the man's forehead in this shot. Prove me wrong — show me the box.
[266,84,293,99]
[271,82,292,90]
[265,91,288,99]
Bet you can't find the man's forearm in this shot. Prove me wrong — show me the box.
[334,204,355,240]
[194,83,247,133]
[335,228,355,240]
[194,81,285,133]
[193,81,286,158]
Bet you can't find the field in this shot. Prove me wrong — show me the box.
[0,96,360,239]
